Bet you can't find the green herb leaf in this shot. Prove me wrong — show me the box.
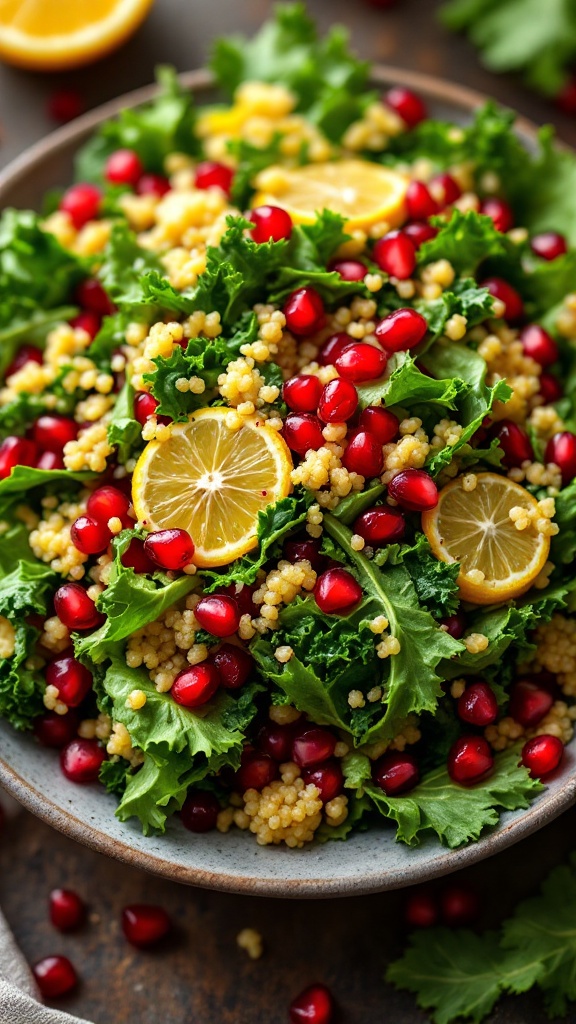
[0,561,56,729]
[144,335,232,421]
[107,380,141,464]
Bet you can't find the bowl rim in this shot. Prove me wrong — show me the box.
[1,64,575,898]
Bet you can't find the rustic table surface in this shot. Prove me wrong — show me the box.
[1,1,576,1021]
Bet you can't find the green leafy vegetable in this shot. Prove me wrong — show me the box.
[107,380,141,464]
[0,561,56,729]
[144,336,232,421]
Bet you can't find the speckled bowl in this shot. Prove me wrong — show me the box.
[1,67,575,897]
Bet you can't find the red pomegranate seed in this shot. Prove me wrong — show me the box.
[521,734,564,778]
[406,180,439,220]
[122,905,171,947]
[49,889,86,931]
[172,664,220,708]
[358,406,399,444]
[530,231,567,261]
[235,748,278,791]
[290,983,334,1024]
[430,172,461,206]
[5,343,43,378]
[37,451,65,470]
[440,885,479,927]
[34,710,79,748]
[480,197,514,233]
[211,643,253,689]
[69,310,101,339]
[59,183,101,229]
[556,76,576,115]
[71,514,111,555]
[283,412,325,456]
[283,538,325,572]
[314,568,363,614]
[385,86,427,127]
[194,160,234,195]
[134,390,159,425]
[136,173,171,197]
[447,735,494,785]
[318,332,351,366]
[120,538,156,573]
[283,374,323,412]
[75,278,115,316]
[47,89,85,122]
[221,582,258,618]
[105,148,143,186]
[489,420,533,468]
[60,738,105,783]
[329,259,366,281]
[353,506,406,545]
[520,324,558,367]
[335,342,387,382]
[195,594,240,636]
[302,760,343,801]
[33,955,78,998]
[540,372,563,403]
[180,789,220,832]
[318,378,358,422]
[46,656,93,707]
[374,750,419,795]
[388,469,438,511]
[87,485,131,526]
[404,221,438,248]
[250,204,293,243]
[482,277,524,322]
[54,583,101,630]
[283,287,325,336]
[144,528,195,570]
[440,611,466,639]
[342,429,383,477]
[405,889,438,928]
[373,231,416,279]
[0,435,38,478]
[457,682,498,727]
[545,431,576,484]
[509,680,554,727]
[258,723,296,762]
[292,728,337,768]
[375,307,428,353]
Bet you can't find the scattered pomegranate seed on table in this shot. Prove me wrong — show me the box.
[180,790,221,832]
[60,738,106,783]
[521,735,564,778]
[47,88,85,122]
[404,888,439,928]
[289,984,335,1024]
[171,664,221,708]
[49,889,86,931]
[121,905,172,947]
[440,885,479,926]
[314,568,363,614]
[447,735,494,786]
[33,955,78,998]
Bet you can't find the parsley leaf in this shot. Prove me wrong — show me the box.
[0,561,57,729]
[144,336,232,421]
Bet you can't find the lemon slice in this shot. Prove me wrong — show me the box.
[422,472,550,605]
[0,0,154,70]
[132,408,293,568]
[252,159,408,231]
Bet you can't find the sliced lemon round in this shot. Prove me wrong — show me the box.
[132,408,293,568]
[422,472,550,606]
[0,0,154,71]
[252,159,408,232]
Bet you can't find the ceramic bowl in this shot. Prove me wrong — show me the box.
[0,67,575,897]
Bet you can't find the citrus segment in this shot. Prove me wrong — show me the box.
[132,409,293,568]
[252,159,408,231]
[422,472,550,605]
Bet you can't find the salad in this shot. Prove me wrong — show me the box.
[1,3,576,851]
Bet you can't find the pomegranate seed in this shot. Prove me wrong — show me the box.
[33,955,78,998]
[143,528,195,570]
[250,204,293,243]
[283,287,325,336]
[86,485,131,525]
[440,885,479,926]
[385,86,427,127]
[283,374,323,412]
[318,332,351,366]
[69,310,100,339]
[122,904,171,947]
[457,682,498,727]
[290,983,334,1024]
[430,172,461,206]
[482,277,524,322]
[180,789,220,832]
[36,451,65,470]
[136,173,171,197]
[134,390,159,425]
[302,760,343,801]
[105,148,143,186]
[342,429,383,477]
[5,343,43,378]
[49,889,86,931]
[75,278,115,316]
[373,231,416,279]
[47,89,85,122]
[520,324,558,367]
[211,643,253,689]
[530,231,567,261]
[318,378,358,422]
[447,735,494,785]
[440,611,466,639]
[235,748,278,791]
[59,183,101,229]
[194,160,234,195]
[374,750,419,795]
[521,734,564,778]
[283,412,325,456]
[480,197,514,233]
[121,538,156,573]
[388,469,438,511]
[54,583,101,630]
[60,738,105,783]
[0,435,38,478]
[283,538,325,572]
[405,889,438,928]
[34,710,79,748]
[375,307,428,353]
[556,76,576,115]
[353,506,406,545]
[358,406,399,443]
[335,342,387,382]
[509,680,554,727]
[172,664,220,708]
[292,728,337,768]
[71,514,111,555]
[314,568,363,614]
[545,431,576,484]
[404,221,438,248]
[489,420,533,469]
[258,722,295,762]
[195,594,240,636]
[221,582,258,619]
[329,259,366,281]
[406,180,439,220]
[540,372,563,403]
[45,656,93,707]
